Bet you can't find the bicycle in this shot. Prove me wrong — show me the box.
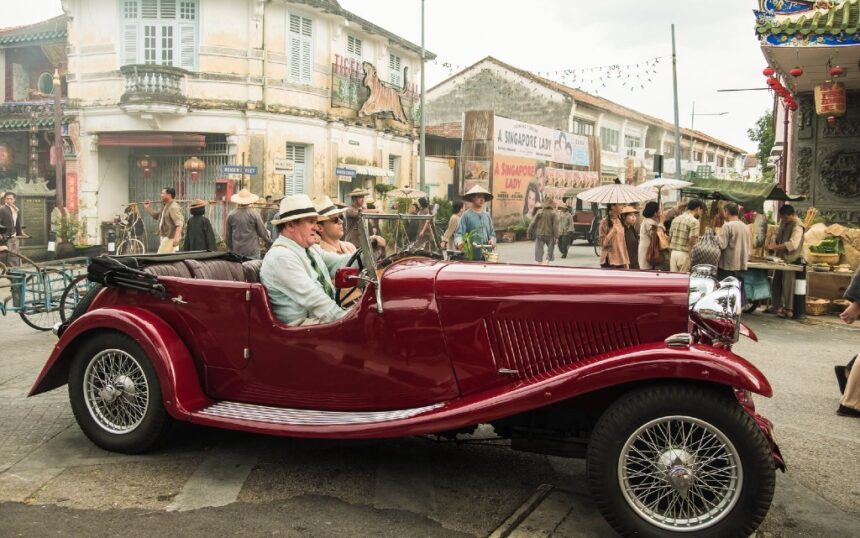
[115,203,146,255]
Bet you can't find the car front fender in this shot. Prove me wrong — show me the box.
[28,306,210,419]
[547,343,773,398]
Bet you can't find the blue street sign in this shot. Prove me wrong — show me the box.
[222,165,258,175]
[335,166,356,177]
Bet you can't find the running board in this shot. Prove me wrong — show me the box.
[197,400,445,426]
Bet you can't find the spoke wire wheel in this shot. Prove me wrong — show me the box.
[60,274,92,322]
[117,238,145,256]
[618,415,742,532]
[82,348,150,434]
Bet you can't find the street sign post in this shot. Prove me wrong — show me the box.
[273,158,294,175]
[221,165,258,175]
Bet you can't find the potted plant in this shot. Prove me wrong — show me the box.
[51,208,81,259]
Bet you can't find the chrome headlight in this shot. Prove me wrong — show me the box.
[689,264,718,307]
[692,277,742,344]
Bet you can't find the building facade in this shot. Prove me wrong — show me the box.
[15,0,429,245]
[426,57,746,190]
[755,0,860,224]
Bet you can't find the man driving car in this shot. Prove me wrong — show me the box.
[260,194,354,326]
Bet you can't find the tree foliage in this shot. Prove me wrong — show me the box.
[747,110,775,171]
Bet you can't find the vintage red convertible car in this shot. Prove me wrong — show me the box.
[30,214,782,537]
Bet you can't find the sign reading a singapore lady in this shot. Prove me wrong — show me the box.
[493,116,589,167]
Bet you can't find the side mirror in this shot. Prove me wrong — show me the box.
[335,267,360,288]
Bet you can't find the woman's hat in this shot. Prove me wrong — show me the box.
[231,188,260,206]
[271,194,318,225]
[189,198,207,209]
[312,195,348,222]
[620,205,639,215]
[348,188,370,198]
[462,184,494,201]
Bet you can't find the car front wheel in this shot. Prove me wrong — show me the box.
[586,384,775,538]
[69,332,171,454]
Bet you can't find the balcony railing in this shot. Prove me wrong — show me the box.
[120,64,188,107]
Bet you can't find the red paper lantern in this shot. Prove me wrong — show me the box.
[767,77,779,86]
[183,156,206,181]
[136,155,157,179]
[827,115,838,125]
[763,67,775,77]
[830,65,845,78]
[789,67,803,77]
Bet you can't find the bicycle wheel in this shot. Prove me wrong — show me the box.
[117,238,145,256]
[19,271,63,331]
[60,274,92,323]
[591,227,600,256]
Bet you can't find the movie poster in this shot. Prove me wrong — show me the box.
[463,160,491,193]
[491,155,537,229]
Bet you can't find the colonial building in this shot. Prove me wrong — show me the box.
[0,15,69,257]
[24,0,430,246]
[426,56,747,192]
[754,0,860,224]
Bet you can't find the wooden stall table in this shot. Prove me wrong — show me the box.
[743,259,805,318]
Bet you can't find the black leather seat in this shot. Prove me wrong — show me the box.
[183,258,246,281]
[141,262,193,279]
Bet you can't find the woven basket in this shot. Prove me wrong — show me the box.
[806,298,831,316]
[832,299,851,313]
[807,252,840,266]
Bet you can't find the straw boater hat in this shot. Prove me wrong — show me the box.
[348,188,370,198]
[462,184,493,201]
[312,196,349,222]
[231,188,260,206]
[271,194,318,225]
[189,198,207,209]
[620,205,639,215]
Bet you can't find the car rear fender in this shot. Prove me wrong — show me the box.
[28,306,210,419]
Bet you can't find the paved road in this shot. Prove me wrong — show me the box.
[1,242,858,536]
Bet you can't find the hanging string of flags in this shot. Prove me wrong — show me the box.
[431,57,665,95]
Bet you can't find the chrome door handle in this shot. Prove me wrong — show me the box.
[171,295,188,304]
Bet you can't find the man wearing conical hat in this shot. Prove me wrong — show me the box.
[454,185,496,261]
[261,194,355,326]
[227,188,270,259]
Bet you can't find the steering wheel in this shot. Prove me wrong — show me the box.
[337,248,365,307]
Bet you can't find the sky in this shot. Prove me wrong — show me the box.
[7,0,771,152]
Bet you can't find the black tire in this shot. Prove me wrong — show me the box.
[69,332,172,454]
[63,279,103,324]
[586,384,775,538]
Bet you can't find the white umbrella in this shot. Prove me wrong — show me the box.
[576,183,657,204]
[387,187,427,200]
[638,178,692,205]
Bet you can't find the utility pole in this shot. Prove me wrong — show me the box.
[419,0,426,194]
[671,24,682,180]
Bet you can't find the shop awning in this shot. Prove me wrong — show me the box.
[338,163,394,178]
[681,178,805,212]
[98,133,206,148]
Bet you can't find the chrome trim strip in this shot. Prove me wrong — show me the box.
[665,333,692,348]
[198,401,445,425]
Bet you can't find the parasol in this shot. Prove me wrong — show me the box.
[638,178,692,205]
[387,187,427,200]
[576,183,657,204]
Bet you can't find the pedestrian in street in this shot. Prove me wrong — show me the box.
[667,199,703,273]
[528,200,559,264]
[416,197,432,250]
[716,202,751,284]
[0,192,27,267]
[227,188,270,259]
[454,185,496,261]
[556,203,573,259]
[621,206,640,270]
[143,187,184,254]
[343,188,377,245]
[182,199,217,251]
[638,201,667,270]
[835,266,860,418]
[260,194,277,241]
[441,200,464,252]
[598,203,629,269]
[663,198,687,232]
[766,204,805,318]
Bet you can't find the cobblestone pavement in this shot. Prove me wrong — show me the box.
[1,244,858,537]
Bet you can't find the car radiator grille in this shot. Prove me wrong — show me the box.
[486,318,641,378]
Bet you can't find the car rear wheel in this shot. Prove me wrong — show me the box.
[69,332,171,454]
[586,384,775,538]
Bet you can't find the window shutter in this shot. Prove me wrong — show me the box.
[160,24,174,65]
[159,0,176,18]
[288,14,313,84]
[389,54,402,86]
[179,24,195,69]
[285,145,307,195]
[123,0,139,19]
[301,39,312,83]
[142,0,158,18]
[123,23,139,66]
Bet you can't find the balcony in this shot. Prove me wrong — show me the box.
[120,64,189,116]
